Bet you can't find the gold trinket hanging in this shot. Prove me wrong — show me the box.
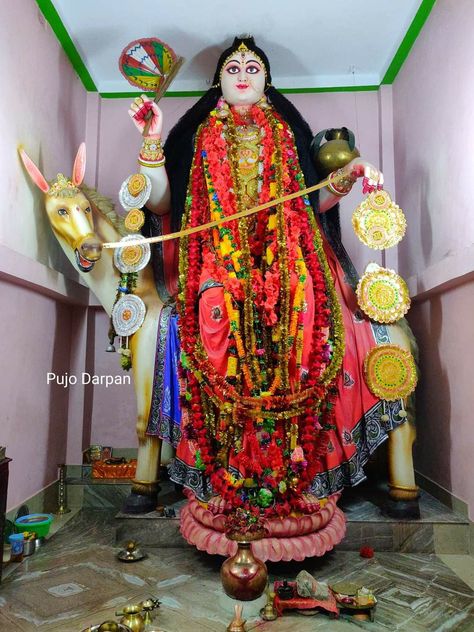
[364,344,417,401]
[352,190,406,250]
[356,263,411,323]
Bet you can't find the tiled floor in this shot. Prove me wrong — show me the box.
[0,508,473,631]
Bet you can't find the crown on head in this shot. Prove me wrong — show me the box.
[49,173,80,198]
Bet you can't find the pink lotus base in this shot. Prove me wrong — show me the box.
[180,493,347,562]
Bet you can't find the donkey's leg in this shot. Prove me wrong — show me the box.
[122,316,162,513]
[385,322,420,517]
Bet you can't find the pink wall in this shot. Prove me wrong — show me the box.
[89,309,137,447]
[393,0,474,518]
[0,0,88,510]
[407,280,474,516]
[0,280,72,509]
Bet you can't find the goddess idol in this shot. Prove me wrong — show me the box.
[128,37,417,545]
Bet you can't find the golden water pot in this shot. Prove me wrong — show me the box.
[311,127,360,178]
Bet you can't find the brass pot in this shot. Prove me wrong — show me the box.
[119,605,144,632]
[220,540,268,601]
[311,127,360,178]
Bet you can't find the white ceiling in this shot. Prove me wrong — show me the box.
[52,0,423,93]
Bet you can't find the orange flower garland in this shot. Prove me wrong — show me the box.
[177,100,345,516]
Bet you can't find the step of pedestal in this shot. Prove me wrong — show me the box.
[69,478,471,554]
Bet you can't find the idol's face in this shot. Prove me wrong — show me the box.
[220,52,266,106]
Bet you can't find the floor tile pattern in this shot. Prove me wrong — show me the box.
[0,509,473,631]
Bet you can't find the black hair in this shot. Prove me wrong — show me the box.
[162,36,354,280]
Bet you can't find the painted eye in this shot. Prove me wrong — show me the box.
[226,65,240,74]
[85,206,91,214]
[58,208,68,216]
[246,65,260,74]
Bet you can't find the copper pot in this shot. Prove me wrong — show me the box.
[220,540,268,601]
[311,127,360,178]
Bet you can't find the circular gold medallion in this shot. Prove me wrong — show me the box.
[368,189,391,210]
[119,173,151,211]
[364,344,417,401]
[124,208,145,232]
[352,190,406,250]
[357,265,410,323]
[114,234,151,273]
[127,173,147,196]
[121,245,142,267]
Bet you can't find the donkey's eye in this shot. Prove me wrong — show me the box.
[85,206,91,214]
[58,208,68,216]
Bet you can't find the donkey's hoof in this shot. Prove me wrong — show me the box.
[381,498,421,520]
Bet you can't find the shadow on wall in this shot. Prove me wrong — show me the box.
[408,293,451,493]
[45,301,74,488]
[397,160,434,279]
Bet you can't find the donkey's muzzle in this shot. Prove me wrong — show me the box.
[79,236,103,262]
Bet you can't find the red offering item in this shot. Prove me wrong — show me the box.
[360,545,375,558]
[273,581,339,618]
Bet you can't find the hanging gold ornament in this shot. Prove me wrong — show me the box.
[352,190,406,250]
[356,263,411,323]
[127,173,147,196]
[119,173,152,211]
[364,344,417,401]
[124,208,145,232]
[114,234,151,273]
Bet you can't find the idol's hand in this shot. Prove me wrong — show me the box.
[128,94,163,138]
[344,158,384,194]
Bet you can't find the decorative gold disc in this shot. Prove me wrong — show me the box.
[127,173,147,196]
[356,264,410,323]
[112,294,146,337]
[124,208,145,232]
[364,344,417,401]
[114,234,151,273]
[119,173,152,211]
[352,190,406,250]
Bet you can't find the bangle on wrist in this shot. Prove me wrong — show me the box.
[139,136,164,163]
[138,157,166,168]
[327,168,356,197]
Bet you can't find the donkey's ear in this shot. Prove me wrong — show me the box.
[18,147,50,193]
[72,142,86,186]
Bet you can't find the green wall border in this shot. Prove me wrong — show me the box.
[37,0,436,96]
[382,0,436,84]
[36,0,97,91]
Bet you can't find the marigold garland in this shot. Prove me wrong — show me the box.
[177,99,345,519]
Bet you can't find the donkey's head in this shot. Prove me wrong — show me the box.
[19,143,102,272]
